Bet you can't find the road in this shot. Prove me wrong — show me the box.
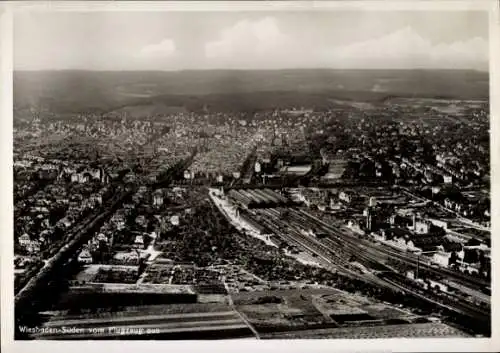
[224,280,260,339]
[15,186,133,308]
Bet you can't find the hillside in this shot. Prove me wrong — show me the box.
[14,69,489,116]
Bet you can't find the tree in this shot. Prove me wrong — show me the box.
[449,251,459,266]
[464,249,479,264]
[478,251,487,273]
[466,238,481,247]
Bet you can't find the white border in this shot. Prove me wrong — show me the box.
[1,1,499,352]
[5,0,494,12]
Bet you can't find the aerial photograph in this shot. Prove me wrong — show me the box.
[12,9,490,340]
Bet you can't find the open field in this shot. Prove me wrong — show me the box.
[33,310,253,340]
[41,302,233,320]
[262,322,470,339]
[230,288,441,335]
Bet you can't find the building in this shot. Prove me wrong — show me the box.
[112,251,140,265]
[427,279,448,292]
[238,209,271,237]
[339,191,353,204]
[363,208,375,231]
[96,233,108,243]
[170,215,180,226]
[390,214,412,227]
[415,220,430,235]
[329,198,342,210]
[411,235,446,253]
[428,218,448,230]
[280,165,311,176]
[322,158,348,180]
[153,190,164,207]
[78,249,93,264]
[18,233,31,246]
[26,240,41,254]
[254,161,262,173]
[431,250,452,267]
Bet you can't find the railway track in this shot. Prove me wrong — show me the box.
[284,208,394,272]
[297,209,489,289]
[257,208,347,268]
[250,208,398,290]
[380,273,490,321]
[293,209,490,320]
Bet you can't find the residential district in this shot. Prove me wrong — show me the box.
[14,98,491,339]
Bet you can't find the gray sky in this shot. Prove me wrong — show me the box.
[14,10,489,71]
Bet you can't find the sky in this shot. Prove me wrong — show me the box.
[14,10,489,71]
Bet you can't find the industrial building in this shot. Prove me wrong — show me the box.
[227,188,292,209]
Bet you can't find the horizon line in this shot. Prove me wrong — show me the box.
[13,67,489,73]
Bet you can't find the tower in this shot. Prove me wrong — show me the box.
[366,211,373,231]
[365,207,373,231]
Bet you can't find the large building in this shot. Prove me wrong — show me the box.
[227,188,291,209]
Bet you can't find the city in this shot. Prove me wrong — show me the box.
[13,77,490,339]
[10,8,492,342]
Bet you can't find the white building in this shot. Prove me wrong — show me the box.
[153,192,164,207]
[339,191,352,203]
[415,220,430,234]
[96,233,108,243]
[431,250,451,267]
[170,215,180,226]
[428,279,448,292]
[134,235,144,247]
[78,249,93,264]
[18,234,31,246]
[26,240,41,254]
[428,218,448,230]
